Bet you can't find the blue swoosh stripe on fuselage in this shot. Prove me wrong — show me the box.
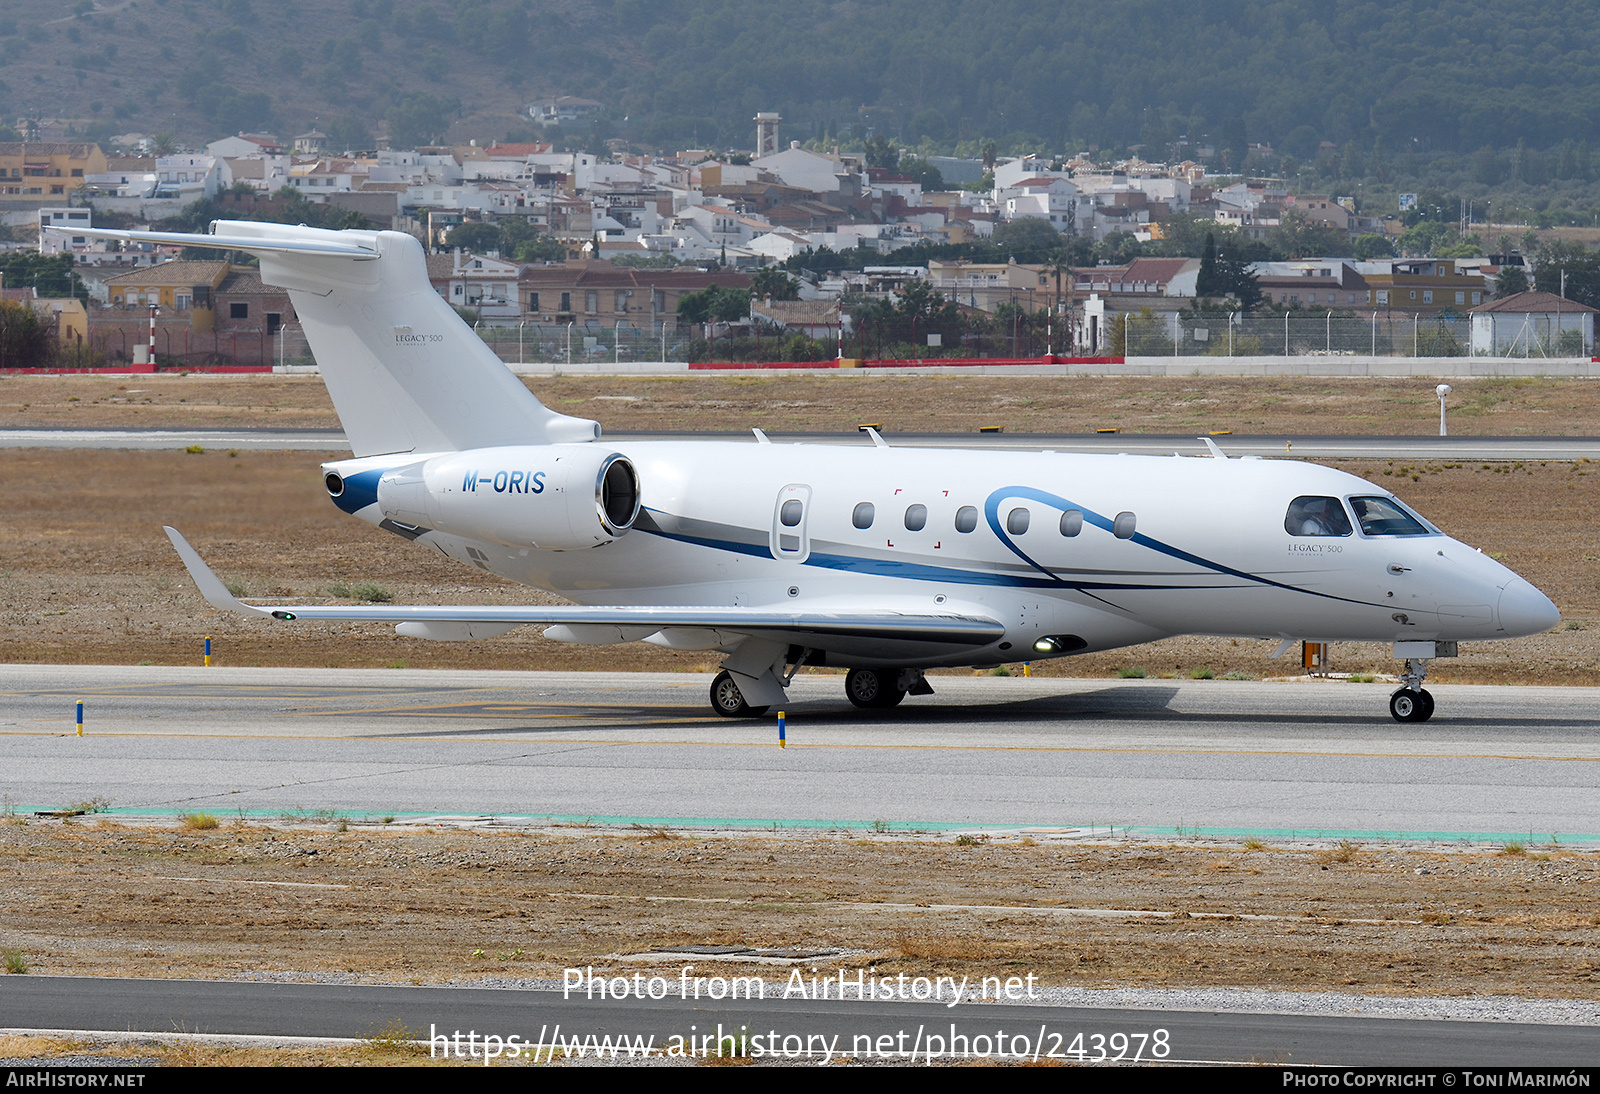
[636,510,1265,595]
[982,485,1374,608]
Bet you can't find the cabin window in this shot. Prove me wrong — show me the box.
[1059,509,1083,537]
[903,504,927,531]
[1113,511,1137,539]
[1349,496,1433,537]
[954,505,977,533]
[779,500,802,526]
[1006,507,1030,535]
[852,502,875,529]
[1285,496,1353,537]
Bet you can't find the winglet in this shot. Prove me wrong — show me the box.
[1199,436,1228,459]
[163,527,274,618]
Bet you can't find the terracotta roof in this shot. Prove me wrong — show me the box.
[217,270,279,294]
[0,142,99,157]
[1471,290,1598,315]
[485,142,552,157]
[519,261,749,291]
[752,299,840,325]
[104,260,228,287]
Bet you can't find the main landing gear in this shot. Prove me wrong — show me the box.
[845,668,933,710]
[1389,653,1434,723]
[709,670,769,718]
[708,665,935,717]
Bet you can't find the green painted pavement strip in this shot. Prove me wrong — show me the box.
[19,806,1600,844]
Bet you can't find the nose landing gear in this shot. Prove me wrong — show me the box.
[1389,652,1435,723]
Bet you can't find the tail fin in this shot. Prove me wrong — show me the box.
[66,220,598,457]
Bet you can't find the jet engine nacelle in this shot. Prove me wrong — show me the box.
[374,445,640,550]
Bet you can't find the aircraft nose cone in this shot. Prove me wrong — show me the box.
[1498,578,1561,637]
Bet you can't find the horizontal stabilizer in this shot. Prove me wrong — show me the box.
[63,226,378,258]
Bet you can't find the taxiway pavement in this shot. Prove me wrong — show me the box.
[3,666,1596,840]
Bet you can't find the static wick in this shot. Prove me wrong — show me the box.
[777,710,786,749]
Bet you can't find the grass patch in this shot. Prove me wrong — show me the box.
[2,950,28,974]
[362,1020,424,1058]
[1118,666,1147,679]
[184,444,205,454]
[1189,665,1216,680]
[180,812,219,830]
[223,579,247,598]
[1348,673,1378,683]
[327,581,393,603]
[1501,842,1527,856]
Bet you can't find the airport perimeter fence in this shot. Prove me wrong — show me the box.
[1112,311,1591,359]
[74,323,317,371]
[27,315,1593,373]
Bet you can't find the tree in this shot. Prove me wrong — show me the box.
[1494,264,1528,297]
[1354,233,1396,260]
[749,267,799,300]
[1531,241,1600,310]
[0,253,87,303]
[445,221,503,254]
[0,300,54,367]
[897,156,944,192]
[991,217,1063,262]
[862,134,898,172]
[1195,232,1221,296]
[1267,210,1352,259]
[677,284,750,325]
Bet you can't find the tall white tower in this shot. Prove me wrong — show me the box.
[754,112,781,158]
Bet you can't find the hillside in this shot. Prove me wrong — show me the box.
[3,2,1600,199]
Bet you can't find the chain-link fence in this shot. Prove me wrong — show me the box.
[1108,312,1485,358]
[1106,311,1593,358]
[475,322,695,365]
[82,323,315,370]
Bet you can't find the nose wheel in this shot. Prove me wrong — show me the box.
[1389,687,1434,723]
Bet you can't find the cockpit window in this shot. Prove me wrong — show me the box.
[1349,496,1434,537]
[1285,496,1353,537]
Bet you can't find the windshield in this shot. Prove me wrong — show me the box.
[1349,495,1436,537]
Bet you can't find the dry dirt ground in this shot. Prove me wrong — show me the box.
[4,371,1600,435]
[1,373,1597,1061]
[1,822,1596,997]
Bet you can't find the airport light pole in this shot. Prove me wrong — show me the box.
[1436,383,1452,436]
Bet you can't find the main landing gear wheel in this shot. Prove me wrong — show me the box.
[710,670,768,718]
[845,668,906,709]
[1389,687,1435,723]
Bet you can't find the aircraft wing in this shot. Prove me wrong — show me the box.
[164,527,1004,650]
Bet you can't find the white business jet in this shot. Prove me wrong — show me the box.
[63,221,1560,722]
